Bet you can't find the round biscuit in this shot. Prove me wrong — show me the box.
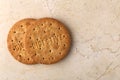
[7,18,36,64]
[25,18,71,64]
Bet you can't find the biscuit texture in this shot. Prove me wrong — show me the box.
[25,18,71,64]
[7,18,36,64]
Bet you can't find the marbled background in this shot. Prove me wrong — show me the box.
[0,0,120,80]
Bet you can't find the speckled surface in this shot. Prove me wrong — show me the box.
[1,0,120,80]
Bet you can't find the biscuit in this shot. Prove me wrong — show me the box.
[25,18,71,64]
[7,18,36,64]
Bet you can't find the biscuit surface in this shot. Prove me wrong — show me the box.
[7,18,36,64]
[25,18,71,64]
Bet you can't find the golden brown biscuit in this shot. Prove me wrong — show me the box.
[7,18,36,64]
[25,18,71,64]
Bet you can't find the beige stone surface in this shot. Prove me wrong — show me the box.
[0,0,120,80]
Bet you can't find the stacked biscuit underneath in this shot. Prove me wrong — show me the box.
[7,18,71,64]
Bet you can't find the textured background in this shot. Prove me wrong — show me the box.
[0,0,120,80]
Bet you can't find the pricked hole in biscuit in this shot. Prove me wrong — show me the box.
[11,40,13,42]
[23,32,25,34]
[56,42,58,45]
[63,35,65,38]
[34,53,37,56]
[33,53,37,57]
[59,52,62,55]
[44,31,46,33]
[29,37,31,39]
[63,44,66,47]
[50,23,52,26]
[58,27,60,30]
[27,58,30,60]
[39,47,41,50]
[51,57,54,60]
[49,50,51,53]
[18,55,21,57]
[33,28,35,31]
[53,33,55,36]
[36,38,39,41]
[13,48,15,51]
[21,25,23,27]
[18,41,21,43]
[13,31,16,33]
[41,24,43,26]
[42,57,45,60]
